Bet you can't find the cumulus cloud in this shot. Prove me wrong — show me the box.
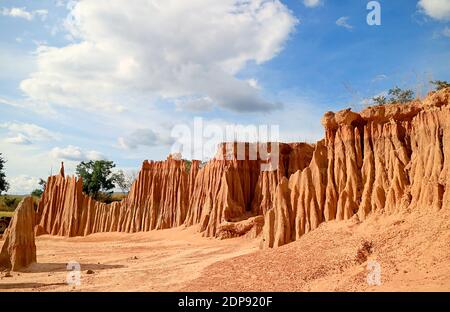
[118,129,174,150]
[7,175,41,194]
[50,145,105,161]
[303,0,322,8]
[418,0,450,21]
[1,7,48,21]
[336,16,353,30]
[20,0,297,113]
[0,122,60,144]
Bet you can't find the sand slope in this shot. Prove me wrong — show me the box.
[184,209,450,292]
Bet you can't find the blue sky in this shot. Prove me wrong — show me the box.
[0,0,449,194]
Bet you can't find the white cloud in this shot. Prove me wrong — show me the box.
[4,134,32,145]
[247,79,261,90]
[336,16,353,30]
[175,96,214,112]
[372,74,388,82]
[7,175,41,194]
[0,96,57,117]
[20,0,297,113]
[50,145,105,161]
[0,122,60,145]
[1,7,48,21]
[118,129,174,150]
[303,0,322,8]
[34,9,48,21]
[418,0,450,21]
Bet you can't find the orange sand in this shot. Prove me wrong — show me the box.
[1,209,449,292]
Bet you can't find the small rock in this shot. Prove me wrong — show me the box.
[86,269,95,274]
[132,256,138,260]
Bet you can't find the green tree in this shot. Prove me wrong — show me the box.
[31,189,43,197]
[372,95,387,105]
[388,86,414,104]
[114,170,132,194]
[76,160,117,200]
[430,80,450,91]
[30,178,47,198]
[39,178,46,189]
[0,153,9,195]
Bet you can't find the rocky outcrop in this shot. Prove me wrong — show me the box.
[35,88,450,249]
[216,215,264,239]
[0,197,37,271]
[185,142,314,237]
[37,143,314,238]
[263,88,450,248]
[36,156,195,237]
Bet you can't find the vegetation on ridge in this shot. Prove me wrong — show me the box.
[371,80,449,106]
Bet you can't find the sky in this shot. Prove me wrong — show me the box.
[0,0,449,194]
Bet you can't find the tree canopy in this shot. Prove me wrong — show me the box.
[372,86,415,106]
[76,160,117,200]
[31,178,47,198]
[430,80,450,91]
[388,86,415,104]
[114,170,136,194]
[0,153,9,195]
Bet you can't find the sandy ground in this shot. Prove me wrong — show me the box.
[183,209,450,292]
[0,226,259,292]
[1,209,450,292]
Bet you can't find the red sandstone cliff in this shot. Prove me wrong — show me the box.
[36,88,450,248]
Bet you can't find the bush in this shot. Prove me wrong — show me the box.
[3,196,17,208]
[371,87,415,106]
[388,87,414,104]
[430,80,450,91]
[31,189,44,197]
[372,95,387,105]
[96,192,126,204]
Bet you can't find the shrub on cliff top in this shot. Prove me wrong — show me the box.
[371,86,415,106]
[430,80,450,91]
[388,86,415,104]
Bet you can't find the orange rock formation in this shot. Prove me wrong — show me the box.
[36,156,195,236]
[35,88,450,249]
[0,197,37,271]
[262,88,450,247]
